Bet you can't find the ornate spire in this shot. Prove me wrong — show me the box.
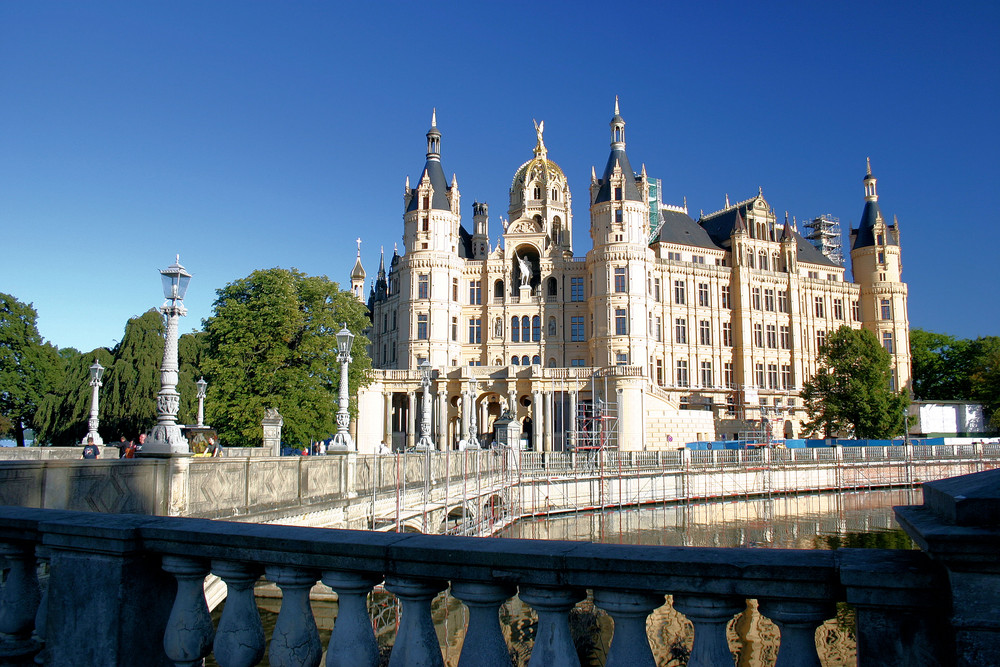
[533,119,546,157]
[426,108,441,160]
[614,95,620,116]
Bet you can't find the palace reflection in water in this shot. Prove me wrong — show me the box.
[212,489,918,667]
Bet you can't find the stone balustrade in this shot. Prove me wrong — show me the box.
[3,467,999,666]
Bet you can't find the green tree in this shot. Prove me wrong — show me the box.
[101,310,164,440]
[801,326,908,439]
[968,337,1000,429]
[0,294,63,445]
[177,330,209,426]
[202,268,371,447]
[34,347,114,445]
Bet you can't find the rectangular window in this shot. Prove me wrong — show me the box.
[614,186,623,201]
[614,267,627,293]
[674,280,686,304]
[653,277,661,302]
[816,329,826,349]
[767,364,779,389]
[722,322,732,347]
[780,325,791,349]
[655,316,662,342]
[571,277,584,302]
[692,255,705,264]
[808,271,820,279]
[452,277,458,301]
[764,288,775,311]
[766,324,777,348]
[781,364,792,390]
[814,296,825,318]
[675,318,687,344]
[755,363,765,388]
[752,287,761,310]
[616,352,629,365]
[615,209,623,223]
[451,317,458,341]
[727,395,736,416]
[881,299,891,320]
[698,283,710,307]
[615,308,628,335]
[667,251,681,261]
[656,359,664,385]
[724,362,734,389]
[699,320,711,345]
[570,358,586,367]
[417,313,428,340]
[468,318,481,343]
[676,360,689,387]
[469,280,481,305]
[834,298,844,320]
[852,300,861,321]
[754,323,764,347]
[778,290,788,313]
[419,274,429,299]
[883,331,893,353]
[571,316,585,342]
[700,361,713,388]
[721,285,731,309]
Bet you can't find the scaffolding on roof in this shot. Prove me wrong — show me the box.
[803,214,845,266]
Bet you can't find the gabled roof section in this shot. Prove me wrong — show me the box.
[699,197,757,246]
[652,209,721,250]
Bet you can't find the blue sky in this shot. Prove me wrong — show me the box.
[2,1,998,352]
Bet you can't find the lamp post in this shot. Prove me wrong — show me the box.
[196,377,208,428]
[144,256,191,455]
[415,360,435,451]
[466,377,481,450]
[82,359,105,445]
[329,323,355,451]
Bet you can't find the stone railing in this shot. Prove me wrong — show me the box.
[3,480,991,667]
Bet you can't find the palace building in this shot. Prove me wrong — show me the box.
[350,103,910,452]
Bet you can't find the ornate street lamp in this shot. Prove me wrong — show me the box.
[195,377,208,428]
[329,323,355,451]
[415,360,435,451]
[82,359,105,445]
[466,377,481,450]
[144,256,191,455]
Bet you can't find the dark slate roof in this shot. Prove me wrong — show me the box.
[593,148,642,204]
[791,228,838,267]
[653,209,721,250]
[699,204,751,246]
[405,159,451,212]
[458,224,473,259]
[852,199,897,250]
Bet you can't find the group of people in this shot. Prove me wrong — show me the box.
[81,433,145,459]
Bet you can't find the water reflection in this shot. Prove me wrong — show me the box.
[209,489,918,666]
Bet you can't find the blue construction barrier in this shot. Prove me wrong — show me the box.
[684,437,927,449]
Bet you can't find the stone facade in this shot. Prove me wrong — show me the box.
[356,103,910,452]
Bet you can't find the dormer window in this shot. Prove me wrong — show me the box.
[615,186,623,201]
[533,186,541,200]
[877,233,884,245]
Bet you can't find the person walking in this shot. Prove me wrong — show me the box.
[82,438,99,459]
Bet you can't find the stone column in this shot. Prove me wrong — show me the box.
[437,391,448,451]
[568,391,577,450]
[262,409,283,456]
[384,392,393,450]
[406,391,416,450]
[532,391,542,452]
[545,391,555,452]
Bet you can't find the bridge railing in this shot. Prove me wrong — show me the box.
[0,504,954,666]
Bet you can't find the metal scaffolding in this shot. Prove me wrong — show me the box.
[803,214,844,267]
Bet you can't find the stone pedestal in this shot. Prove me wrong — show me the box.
[262,408,283,456]
[896,468,1000,666]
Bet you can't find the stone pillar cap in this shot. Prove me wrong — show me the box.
[923,468,1000,527]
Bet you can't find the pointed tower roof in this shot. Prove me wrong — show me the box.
[781,212,793,241]
[351,238,366,280]
[406,109,452,213]
[594,98,642,204]
[852,157,897,249]
[733,208,747,234]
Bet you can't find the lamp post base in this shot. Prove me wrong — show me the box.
[414,436,435,451]
[328,432,354,452]
[140,424,190,456]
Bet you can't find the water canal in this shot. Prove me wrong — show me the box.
[210,488,920,666]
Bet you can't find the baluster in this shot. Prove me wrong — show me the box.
[31,545,50,666]
[212,560,265,667]
[161,555,215,667]
[264,565,322,667]
[321,570,382,667]
[451,581,516,667]
[518,585,586,667]
[384,575,448,667]
[671,595,744,667]
[0,541,41,658]
[593,589,665,667]
[757,599,834,667]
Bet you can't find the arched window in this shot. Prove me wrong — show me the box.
[532,315,541,342]
[522,316,530,338]
[548,357,556,367]
[759,251,768,271]
[747,251,755,268]
[551,216,561,245]
[494,358,502,366]
[533,186,541,200]
[511,316,520,342]
[494,280,504,298]
[511,356,520,366]
[547,277,557,296]
[532,355,541,366]
[551,188,558,201]
[522,355,530,366]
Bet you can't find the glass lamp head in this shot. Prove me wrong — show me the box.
[196,376,208,398]
[89,359,105,383]
[160,256,192,301]
[336,324,355,356]
[419,359,431,381]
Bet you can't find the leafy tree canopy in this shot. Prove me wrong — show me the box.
[801,326,907,439]
[34,347,114,445]
[910,329,1000,429]
[0,293,63,445]
[202,268,371,447]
